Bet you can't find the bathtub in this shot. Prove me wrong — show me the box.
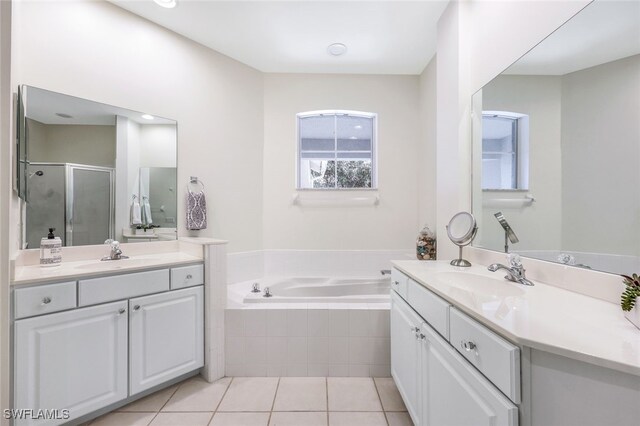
[237,277,390,304]
[226,274,392,377]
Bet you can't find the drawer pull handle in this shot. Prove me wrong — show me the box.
[186,274,193,280]
[133,305,141,311]
[461,340,477,352]
[118,308,126,315]
[41,297,52,305]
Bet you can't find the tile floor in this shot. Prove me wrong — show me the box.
[89,376,413,426]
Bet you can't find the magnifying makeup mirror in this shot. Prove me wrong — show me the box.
[446,211,478,267]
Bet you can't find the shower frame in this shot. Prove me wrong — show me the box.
[26,162,115,248]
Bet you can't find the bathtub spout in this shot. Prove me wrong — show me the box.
[380,270,391,276]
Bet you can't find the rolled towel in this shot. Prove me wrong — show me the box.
[187,189,207,230]
[142,197,153,225]
[130,198,142,225]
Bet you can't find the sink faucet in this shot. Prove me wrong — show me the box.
[101,240,129,261]
[487,254,534,286]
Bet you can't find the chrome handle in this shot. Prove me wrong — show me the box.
[409,326,420,333]
[393,280,399,286]
[133,305,141,311]
[419,333,426,340]
[461,340,477,352]
[251,283,261,293]
[186,274,193,280]
[118,308,126,315]
[41,297,52,305]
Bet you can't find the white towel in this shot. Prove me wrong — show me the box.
[130,199,142,225]
[142,197,153,225]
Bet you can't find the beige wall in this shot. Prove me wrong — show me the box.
[0,0,11,422]
[26,119,116,167]
[262,73,420,249]
[418,56,437,236]
[561,54,640,256]
[12,0,264,253]
[478,75,563,252]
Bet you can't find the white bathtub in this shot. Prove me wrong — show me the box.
[239,277,390,304]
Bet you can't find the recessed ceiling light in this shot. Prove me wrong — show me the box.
[349,136,358,140]
[327,43,347,56]
[354,125,362,129]
[153,0,177,9]
[55,113,73,119]
[142,114,154,120]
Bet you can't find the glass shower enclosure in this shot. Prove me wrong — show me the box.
[25,163,115,248]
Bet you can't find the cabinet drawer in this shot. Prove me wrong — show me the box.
[449,307,520,403]
[171,264,204,290]
[391,268,408,299]
[407,279,450,339]
[78,269,169,306]
[14,282,77,319]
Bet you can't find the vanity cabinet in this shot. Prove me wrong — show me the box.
[129,286,204,394]
[12,264,204,426]
[390,290,423,424]
[390,269,518,426]
[14,301,128,426]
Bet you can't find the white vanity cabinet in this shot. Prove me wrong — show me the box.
[129,286,204,394]
[391,268,518,426]
[14,301,128,426]
[390,291,423,424]
[12,264,204,425]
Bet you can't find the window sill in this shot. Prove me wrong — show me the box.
[292,191,380,206]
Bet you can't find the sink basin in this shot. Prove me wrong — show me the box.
[435,271,525,298]
[75,258,153,271]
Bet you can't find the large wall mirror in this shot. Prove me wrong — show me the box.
[17,86,178,248]
[471,0,640,275]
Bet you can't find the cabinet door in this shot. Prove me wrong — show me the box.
[129,286,204,395]
[420,323,518,426]
[14,301,128,426]
[390,291,422,425]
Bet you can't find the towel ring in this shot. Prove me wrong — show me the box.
[189,176,205,191]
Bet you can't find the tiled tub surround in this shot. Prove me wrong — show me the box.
[225,250,412,377]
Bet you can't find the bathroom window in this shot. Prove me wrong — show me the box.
[297,111,377,189]
[481,112,529,190]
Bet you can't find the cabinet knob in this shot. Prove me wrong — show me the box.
[420,333,426,340]
[461,340,477,352]
[118,308,126,315]
[393,280,399,286]
[41,297,52,305]
[133,305,141,311]
[186,274,193,280]
[410,326,420,333]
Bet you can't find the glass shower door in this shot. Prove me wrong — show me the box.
[25,164,66,249]
[67,165,114,246]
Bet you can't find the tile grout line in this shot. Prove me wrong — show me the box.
[267,377,282,426]
[325,377,329,426]
[146,382,181,426]
[206,376,234,425]
[371,377,391,426]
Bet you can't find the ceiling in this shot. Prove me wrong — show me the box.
[505,0,640,76]
[109,0,449,75]
[25,86,176,125]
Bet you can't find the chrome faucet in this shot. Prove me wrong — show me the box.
[101,240,129,261]
[487,254,534,286]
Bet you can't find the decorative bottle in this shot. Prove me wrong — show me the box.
[416,224,437,260]
[40,228,62,267]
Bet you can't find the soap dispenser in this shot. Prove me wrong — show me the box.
[40,228,62,267]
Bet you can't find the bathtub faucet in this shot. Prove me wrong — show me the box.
[380,270,391,276]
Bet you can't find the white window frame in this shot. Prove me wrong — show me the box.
[296,110,378,190]
[481,110,529,191]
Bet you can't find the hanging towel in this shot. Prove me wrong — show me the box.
[187,189,207,230]
[142,197,153,226]
[130,198,142,226]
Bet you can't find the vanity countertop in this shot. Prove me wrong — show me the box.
[392,260,640,377]
[12,252,203,286]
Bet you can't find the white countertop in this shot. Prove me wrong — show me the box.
[392,260,640,377]
[12,252,203,286]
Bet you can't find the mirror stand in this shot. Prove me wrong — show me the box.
[450,245,473,267]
